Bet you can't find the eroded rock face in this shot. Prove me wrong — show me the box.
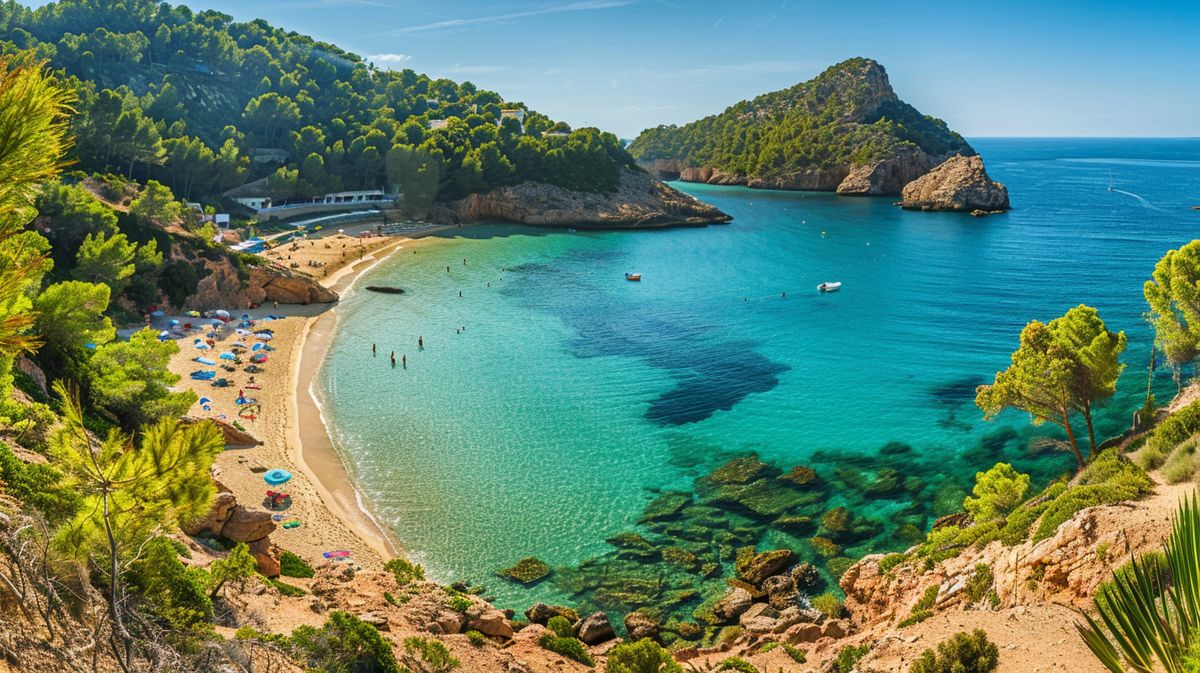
[427,168,731,229]
[183,491,237,537]
[836,150,937,195]
[249,266,339,304]
[220,505,276,543]
[900,155,1010,212]
[248,537,281,577]
[525,603,579,625]
[712,587,753,622]
[467,606,515,639]
[623,611,660,641]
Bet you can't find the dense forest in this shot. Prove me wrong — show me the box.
[0,0,636,213]
[628,58,973,178]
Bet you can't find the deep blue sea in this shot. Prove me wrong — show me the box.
[318,138,1200,614]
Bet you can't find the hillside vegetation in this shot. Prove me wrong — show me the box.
[0,0,635,215]
[629,58,972,188]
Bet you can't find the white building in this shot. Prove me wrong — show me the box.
[320,190,388,205]
[427,119,449,130]
[542,131,569,138]
[500,109,525,133]
[235,196,271,211]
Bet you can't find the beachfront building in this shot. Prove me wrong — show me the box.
[542,130,570,138]
[320,190,388,205]
[500,109,525,133]
[235,196,272,210]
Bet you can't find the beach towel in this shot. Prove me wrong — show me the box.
[323,550,350,559]
[282,521,302,529]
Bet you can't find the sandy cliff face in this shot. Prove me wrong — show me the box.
[900,155,1011,212]
[427,168,731,229]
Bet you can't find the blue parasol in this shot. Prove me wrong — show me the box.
[263,469,292,486]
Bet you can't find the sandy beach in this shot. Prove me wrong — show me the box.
[168,227,457,570]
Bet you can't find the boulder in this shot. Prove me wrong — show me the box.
[248,537,280,577]
[739,603,781,632]
[822,619,849,639]
[524,603,579,625]
[575,611,615,645]
[900,155,1010,212]
[712,587,754,622]
[466,606,514,639]
[737,549,795,585]
[358,612,389,631]
[249,266,339,304]
[184,491,237,537]
[199,417,262,448]
[433,610,467,634]
[220,505,276,542]
[784,622,824,644]
[623,611,660,641]
[836,149,936,195]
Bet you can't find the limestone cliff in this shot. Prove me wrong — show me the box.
[900,154,1011,213]
[427,167,731,228]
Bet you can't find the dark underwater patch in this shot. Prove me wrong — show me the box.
[929,375,987,407]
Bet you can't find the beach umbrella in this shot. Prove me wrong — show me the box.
[231,341,249,349]
[157,331,170,341]
[214,309,230,319]
[168,319,180,326]
[235,328,250,335]
[255,332,274,341]
[198,397,211,406]
[263,469,293,486]
[251,343,264,351]
[195,342,209,350]
[250,353,268,363]
[193,357,215,365]
[241,313,250,320]
[186,310,201,317]
[219,352,236,360]
[84,343,96,350]
[151,310,165,317]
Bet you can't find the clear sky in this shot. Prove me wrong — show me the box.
[98,0,1200,138]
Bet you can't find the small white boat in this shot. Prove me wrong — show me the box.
[817,281,842,292]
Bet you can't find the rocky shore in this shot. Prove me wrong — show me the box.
[427,167,732,229]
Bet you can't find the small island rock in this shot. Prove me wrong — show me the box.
[900,155,1010,213]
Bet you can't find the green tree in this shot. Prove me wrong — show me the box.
[208,542,258,598]
[289,611,403,673]
[385,144,440,218]
[49,383,223,665]
[128,179,184,225]
[1145,240,1200,392]
[32,280,115,377]
[962,463,1030,522]
[605,638,683,673]
[977,305,1125,469]
[85,327,196,429]
[73,230,136,294]
[35,180,119,274]
[126,536,214,642]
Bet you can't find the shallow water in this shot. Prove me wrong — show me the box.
[318,138,1200,612]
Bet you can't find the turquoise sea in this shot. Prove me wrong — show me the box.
[318,138,1200,614]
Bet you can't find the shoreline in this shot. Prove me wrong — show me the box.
[287,227,460,565]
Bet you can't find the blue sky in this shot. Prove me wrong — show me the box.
[99,1,1200,138]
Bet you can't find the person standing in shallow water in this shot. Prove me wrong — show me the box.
[372,343,376,357]
[402,354,406,369]
[390,351,395,367]
[418,336,424,349]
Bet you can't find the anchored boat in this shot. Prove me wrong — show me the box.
[817,281,842,292]
[625,273,642,282]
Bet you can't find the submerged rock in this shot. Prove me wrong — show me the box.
[710,587,753,622]
[499,557,551,584]
[900,155,1010,212]
[707,456,774,485]
[606,531,660,559]
[525,603,579,625]
[779,465,819,487]
[736,549,795,585]
[639,491,691,522]
[623,611,661,641]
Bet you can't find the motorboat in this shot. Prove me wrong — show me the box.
[817,281,842,292]
[625,273,642,282]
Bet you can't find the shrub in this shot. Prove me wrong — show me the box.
[208,543,258,598]
[384,557,425,585]
[1032,451,1153,541]
[546,615,574,638]
[963,463,1030,522]
[718,657,758,672]
[268,578,307,597]
[879,553,907,573]
[0,440,81,524]
[758,641,779,653]
[403,636,459,671]
[783,644,807,663]
[965,564,994,604]
[290,611,403,673]
[1138,398,1200,469]
[465,630,487,647]
[899,585,940,627]
[811,592,844,618]
[606,638,682,673]
[126,537,214,643]
[447,593,472,613]
[909,629,999,673]
[538,632,594,666]
[279,549,315,578]
[836,644,870,673]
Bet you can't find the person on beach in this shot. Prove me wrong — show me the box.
[273,301,278,311]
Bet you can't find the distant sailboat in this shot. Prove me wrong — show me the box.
[1107,171,1114,192]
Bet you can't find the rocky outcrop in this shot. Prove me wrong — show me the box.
[574,611,615,644]
[836,149,938,195]
[185,483,281,576]
[184,416,262,448]
[220,505,276,543]
[249,266,339,304]
[525,603,579,625]
[427,168,731,229]
[899,155,1010,213]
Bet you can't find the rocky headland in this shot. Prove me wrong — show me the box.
[426,167,731,229]
[630,58,1010,211]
